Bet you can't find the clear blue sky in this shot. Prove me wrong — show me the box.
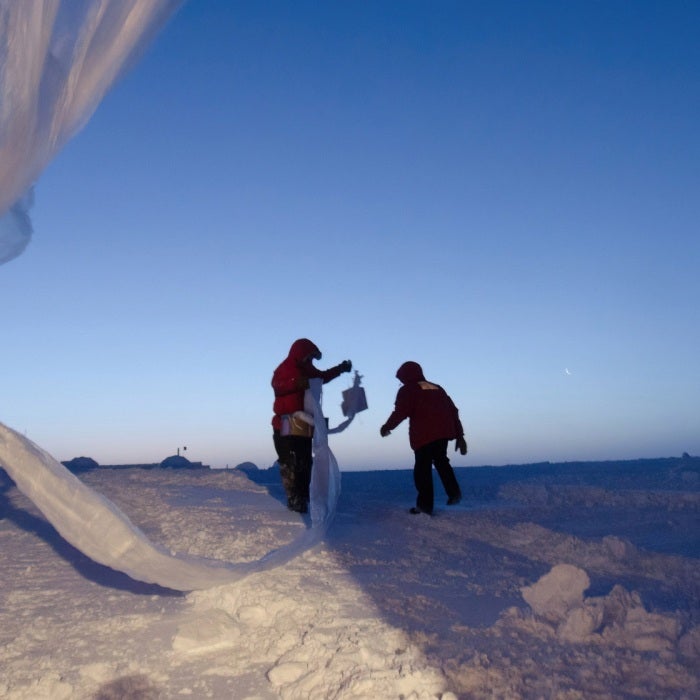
[2,1,699,469]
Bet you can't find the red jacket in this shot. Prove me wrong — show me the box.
[271,338,346,430]
[383,361,465,450]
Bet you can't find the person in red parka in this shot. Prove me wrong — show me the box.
[380,361,467,515]
[272,338,351,513]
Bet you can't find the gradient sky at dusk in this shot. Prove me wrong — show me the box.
[2,1,699,469]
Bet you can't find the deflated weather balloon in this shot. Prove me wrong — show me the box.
[0,0,182,264]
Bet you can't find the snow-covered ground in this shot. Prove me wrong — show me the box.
[1,456,698,699]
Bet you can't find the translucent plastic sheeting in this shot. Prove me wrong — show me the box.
[0,378,355,591]
[0,0,182,263]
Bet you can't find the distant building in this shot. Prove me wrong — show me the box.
[159,455,207,470]
[62,456,99,473]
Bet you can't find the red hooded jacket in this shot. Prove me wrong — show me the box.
[271,338,346,430]
[383,361,465,450]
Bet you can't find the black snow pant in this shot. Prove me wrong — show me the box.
[413,438,461,514]
[273,431,313,510]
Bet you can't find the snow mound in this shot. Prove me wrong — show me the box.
[521,563,590,623]
[522,564,690,651]
[180,569,453,699]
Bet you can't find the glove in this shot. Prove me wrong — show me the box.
[380,425,391,437]
[339,360,352,373]
[455,436,468,455]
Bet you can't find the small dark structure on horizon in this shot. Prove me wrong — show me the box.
[61,455,208,472]
[159,454,206,470]
[62,456,99,473]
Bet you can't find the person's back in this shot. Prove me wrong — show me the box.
[390,362,462,451]
[381,361,467,514]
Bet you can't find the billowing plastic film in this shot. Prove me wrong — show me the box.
[0,0,183,263]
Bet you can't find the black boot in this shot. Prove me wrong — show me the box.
[287,495,308,513]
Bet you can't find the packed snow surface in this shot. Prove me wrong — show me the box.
[1,455,698,698]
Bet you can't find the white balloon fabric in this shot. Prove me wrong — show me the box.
[307,379,342,524]
[0,191,33,263]
[0,378,352,590]
[0,0,182,263]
